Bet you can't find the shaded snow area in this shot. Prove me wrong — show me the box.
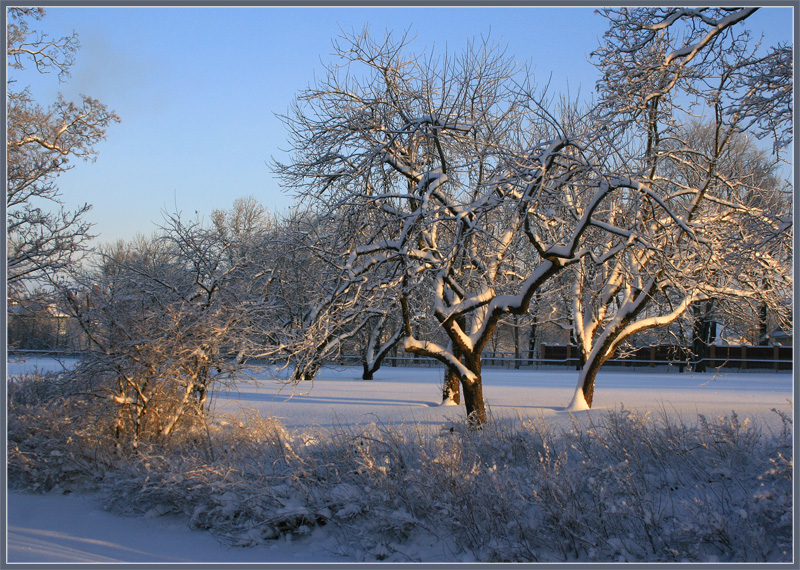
[6,355,80,376]
[7,491,344,564]
[7,362,794,564]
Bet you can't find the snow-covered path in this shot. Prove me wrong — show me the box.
[6,363,793,564]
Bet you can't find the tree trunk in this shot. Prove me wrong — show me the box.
[294,360,320,382]
[461,373,487,426]
[513,315,520,369]
[362,361,374,380]
[568,357,603,411]
[528,322,537,366]
[691,300,714,372]
[442,367,461,404]
[460,357,486,426]
[442,340,463,405]
[361,320,402,380]
[362,317,380,380]
[569,328,585,371]
[362,341,397,379]
[581,359,601,408]
[758,304,769,345]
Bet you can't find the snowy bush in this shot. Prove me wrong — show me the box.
[57,203,284,449]
[8,396,792,562]
[7,372,111,493]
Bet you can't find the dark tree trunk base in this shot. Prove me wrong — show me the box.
[461,377,486,426]
[443,369,461,405]
[362,361,375,380]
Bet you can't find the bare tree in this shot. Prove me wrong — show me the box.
[6,8,120,297]
[274,30,665,425]
[565,7,793,409]
[248,208,376,383]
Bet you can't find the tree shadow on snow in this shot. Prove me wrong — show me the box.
[214,390,438,408]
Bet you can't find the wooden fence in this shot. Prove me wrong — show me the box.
[539,344,792,371]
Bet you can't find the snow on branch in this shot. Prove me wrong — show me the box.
[659,8,758,66]
[398,114,474,134]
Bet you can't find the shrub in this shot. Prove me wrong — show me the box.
[8,372,110,492]
[7,396,792,562]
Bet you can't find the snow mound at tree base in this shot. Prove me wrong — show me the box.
[565,387,590,412]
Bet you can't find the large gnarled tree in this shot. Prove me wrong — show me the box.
[274,30,673,424]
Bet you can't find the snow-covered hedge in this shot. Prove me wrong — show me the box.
[7,375,792,562]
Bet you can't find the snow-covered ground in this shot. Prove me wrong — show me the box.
[6,360,794,563]
[211,364,794,433]
[7,489,353,563]
[6,354,80,376]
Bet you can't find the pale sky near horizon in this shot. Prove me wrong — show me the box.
[8,5,794,245]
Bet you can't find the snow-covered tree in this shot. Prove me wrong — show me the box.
[250,208,379,383]
[273,30,664,425]
[565,7,793,409]
[7,8,119,298]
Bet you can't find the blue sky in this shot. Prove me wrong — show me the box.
[9,5,794,245]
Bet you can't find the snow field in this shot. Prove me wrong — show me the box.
[212,364,793,434]
[6,362,794,563]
